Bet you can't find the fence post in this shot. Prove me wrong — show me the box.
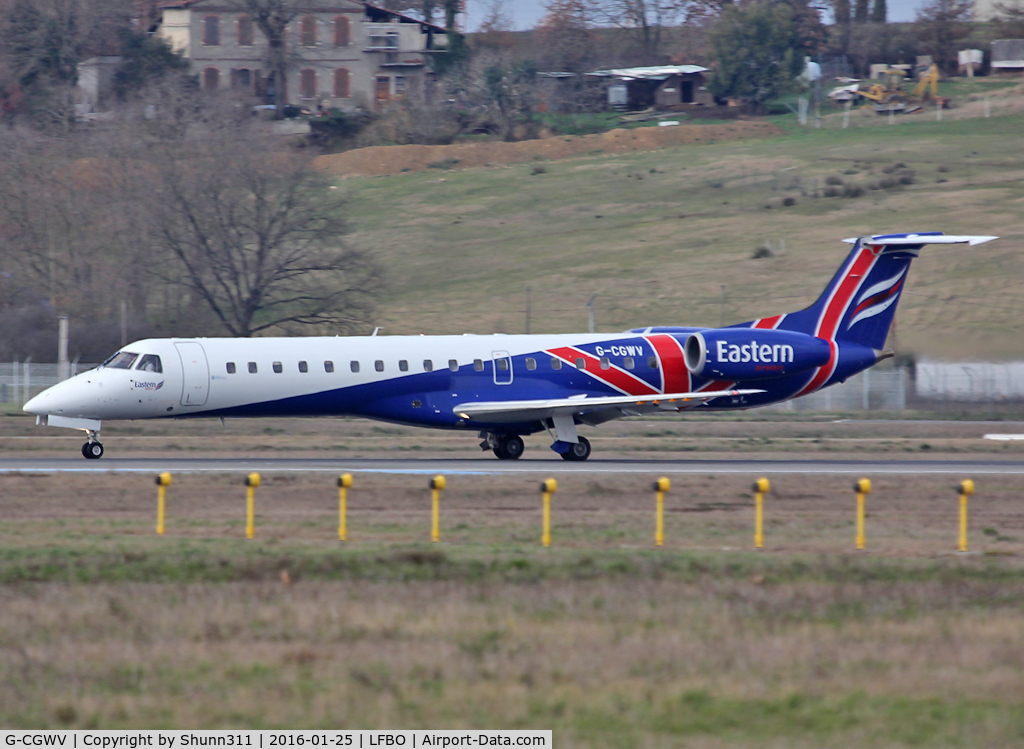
[23,357,31,404]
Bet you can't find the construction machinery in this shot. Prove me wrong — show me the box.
[853,64,948,114]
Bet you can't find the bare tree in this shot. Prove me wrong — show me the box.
[233,0,299,118]
[147,132,384,337]
[914,0,971,74]
[589,0,687,63]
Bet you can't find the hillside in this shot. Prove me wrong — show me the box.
[338,112,1024,359]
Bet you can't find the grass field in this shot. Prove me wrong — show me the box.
[342,109,1024,359]
[4,414,1024,741]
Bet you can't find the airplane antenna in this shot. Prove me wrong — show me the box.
[585,293,597,334]
[372,327,381,336]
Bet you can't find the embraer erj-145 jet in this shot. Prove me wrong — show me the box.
[25,233,996,461]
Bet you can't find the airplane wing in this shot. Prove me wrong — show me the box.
[453,389,765,424]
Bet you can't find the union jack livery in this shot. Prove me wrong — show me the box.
[25,233,997,461]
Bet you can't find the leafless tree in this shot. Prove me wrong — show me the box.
[146,131,384,337]
[588,0,688,63]
[232,0,300,119]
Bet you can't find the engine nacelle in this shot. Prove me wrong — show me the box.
[684,329,831,381]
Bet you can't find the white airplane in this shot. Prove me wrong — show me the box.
[24,233,996,461]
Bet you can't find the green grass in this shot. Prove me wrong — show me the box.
[342,111,1024,359]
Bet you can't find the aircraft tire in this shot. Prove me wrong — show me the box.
[560,436,591,462]
[82,441,104,460]
[493,434,524,460]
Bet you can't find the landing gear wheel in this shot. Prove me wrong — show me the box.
[493,434,525,460]
[560,436,591,462]
[82,441,104,460]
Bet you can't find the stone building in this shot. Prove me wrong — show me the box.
[156,0,448,111]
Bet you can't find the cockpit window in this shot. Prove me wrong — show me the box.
[103,351,139,370]
[136,354,162,373]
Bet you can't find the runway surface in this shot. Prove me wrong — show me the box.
[2,457,1024,475]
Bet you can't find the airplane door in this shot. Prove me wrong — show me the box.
[492,351,513,385]
[175,341,210,406]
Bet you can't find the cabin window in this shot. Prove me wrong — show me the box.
[226,362,236,374]
[412,399,422,408]
[623,356,634,370]
[324,360,334,373]
[137,354,163,373]
[350,361,359,373]
[473,359,484,372]
[648,356,659,369]
[496,358,508,371]
[298,361,308,373]
[375,360,384,372]
[272,362,283,373]
[526,357,536,370]
[423,359,433,372]
[448,359,458,372]
[399,360,409,372]
[248,362,257,373]
[600,357,610,370]
[551,358,562,370]
[575,358,586,370]
[105,351,138,369]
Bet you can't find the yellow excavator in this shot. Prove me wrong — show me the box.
[855,64,948,114]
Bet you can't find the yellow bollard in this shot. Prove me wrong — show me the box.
[653,477,670,547]
[540,478,557,547]
[752,477,770,549]
[338,473,353,541]
[429,475,446,542]
[155,472,172,535]
[958,479,974,552]
[853,478,871,551]
[244,472,260,540]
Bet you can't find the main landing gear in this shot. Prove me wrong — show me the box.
[481,432,525,460]
[560,436,591,462]
[82,430,104,460]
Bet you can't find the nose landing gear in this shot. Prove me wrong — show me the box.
[81,430,104,459]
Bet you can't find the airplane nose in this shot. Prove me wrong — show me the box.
[23,390,51,416]
[24,378,79,416]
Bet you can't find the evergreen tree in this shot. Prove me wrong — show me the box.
[854,0,869,22]
[871,0,887,22]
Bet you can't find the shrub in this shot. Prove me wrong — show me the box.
[823,186,842,198]
[752,245,774,258]
[937,165,949,173]
[782,196,796,206]
[531,164,547,175]
[427,158,460,170]
[878,176,897,189]
[898,170,916,185]
[843,184,865,198]
[825,175,844,186]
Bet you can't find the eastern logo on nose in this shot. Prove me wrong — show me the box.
[134,381,165,391]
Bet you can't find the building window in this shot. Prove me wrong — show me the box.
[368,29,399,49]
[203,15,220,45]
[423,359,433,372]
[473,359,484,372]
[375,360,384,372]
[526,357,536,370]
[202,67,220,91]
[232,68,252,90]
[298,361,308,373]
[272,362,283,373]
[399,360,409,372]
[333,15,350,46]
[324,360,335,373]
[551,358,562,370]
[226,362,236,374]
[394,75,406,95]
[333,68,350,98]
[237,14,254,46]
[299,15,317,46]
[448,359,458,371]
[248,362,257,373]
[576,358,586,370]
[300,68,316,99]
[350,361,360,373]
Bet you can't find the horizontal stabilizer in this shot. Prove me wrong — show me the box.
[842,234,998,246]
[454,389,765,423]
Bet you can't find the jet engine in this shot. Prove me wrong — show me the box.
[684,329,831,381]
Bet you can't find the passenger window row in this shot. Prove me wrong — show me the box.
[222,355,660,375]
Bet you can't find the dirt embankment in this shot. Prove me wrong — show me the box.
[312,120,786,178]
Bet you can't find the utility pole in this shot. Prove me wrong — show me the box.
[525,287,531,335]
[585,293,597,334]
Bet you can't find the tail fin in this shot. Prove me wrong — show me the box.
[741,233,997,350]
